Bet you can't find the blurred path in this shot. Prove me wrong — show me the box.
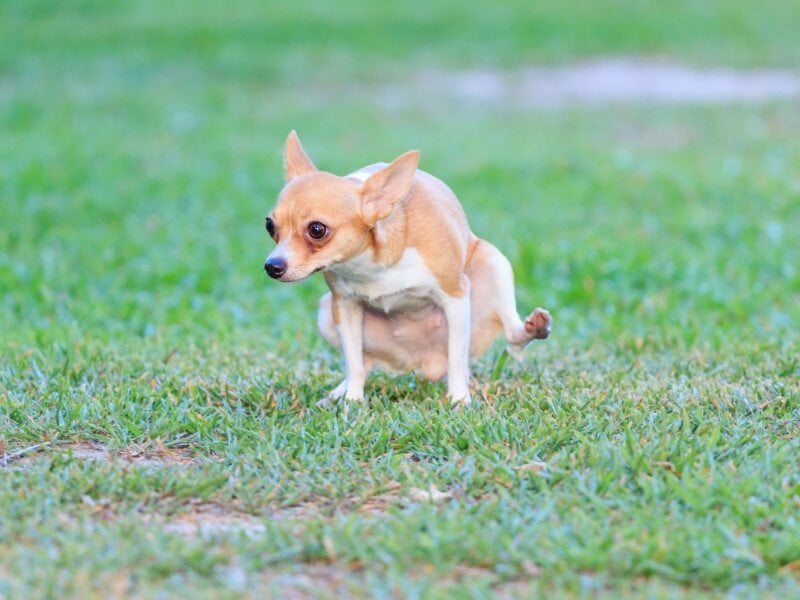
[375,58,800,108]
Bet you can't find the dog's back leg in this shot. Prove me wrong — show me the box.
[467,240,551,358]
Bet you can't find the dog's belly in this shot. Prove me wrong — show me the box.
[361,289,435,314]
[363,304,449,381]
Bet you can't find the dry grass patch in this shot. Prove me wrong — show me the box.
[246,564,371,600]
[155,501,267,538]
[0,440,197,469]
[151,481,462,539]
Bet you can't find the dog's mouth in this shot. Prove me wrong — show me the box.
[271,265,325,283]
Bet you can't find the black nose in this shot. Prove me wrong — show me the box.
[264,257,287,279]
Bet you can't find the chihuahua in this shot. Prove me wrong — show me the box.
[264,131,551,406]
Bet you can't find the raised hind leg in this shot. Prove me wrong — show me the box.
[466,240,552,359]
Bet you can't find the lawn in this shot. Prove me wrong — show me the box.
[1,0,799,597]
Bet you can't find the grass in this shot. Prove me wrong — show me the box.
[1,0,800,597]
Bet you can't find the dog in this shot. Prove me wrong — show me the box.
[264,131,551,406]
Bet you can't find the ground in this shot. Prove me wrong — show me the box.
[1,0,799,598]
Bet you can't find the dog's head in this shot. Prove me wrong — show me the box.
[264,131,419,282]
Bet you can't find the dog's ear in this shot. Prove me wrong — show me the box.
[284,130,317,181]
[360,150,420,224]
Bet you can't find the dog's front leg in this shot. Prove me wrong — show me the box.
[440,291,471,405]
[334,294,367,402]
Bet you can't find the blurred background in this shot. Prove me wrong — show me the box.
[1,0,798,359]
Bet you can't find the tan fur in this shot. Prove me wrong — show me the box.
[316,238,544,379]
[265,131,552,404]
[403,172,473,297]
[269,173,372,281]
[284,130,317,180]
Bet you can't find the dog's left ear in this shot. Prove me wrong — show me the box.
[360,150,420,224]
[284,130,318,181]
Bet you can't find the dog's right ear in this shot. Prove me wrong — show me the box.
[284,130,317,181]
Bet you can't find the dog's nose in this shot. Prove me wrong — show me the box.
[264,257,287,279]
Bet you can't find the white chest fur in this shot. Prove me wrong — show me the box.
[329,248,440,314]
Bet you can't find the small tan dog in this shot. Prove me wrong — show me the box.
[264,131,551,406]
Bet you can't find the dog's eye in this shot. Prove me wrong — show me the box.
[265,217,276,238]
[307,221,328,240]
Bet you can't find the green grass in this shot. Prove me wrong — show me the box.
[2,0,800,597]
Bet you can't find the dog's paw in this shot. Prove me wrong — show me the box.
[316,396,335,409]
[317,380,347,408]
[448,390,471,408]
[317,381,368,409]
[524,308,552,340]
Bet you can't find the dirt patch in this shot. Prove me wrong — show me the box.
[115,441,195,467]
[272,494,397,520]
[158,501,266,538]
[1,440,196,468]
[245,564,370,599]
[68,442,110,462]
[154,481,462,539]
[241,563,540,597]
[265,481,459,522]
[377,58,800,108]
